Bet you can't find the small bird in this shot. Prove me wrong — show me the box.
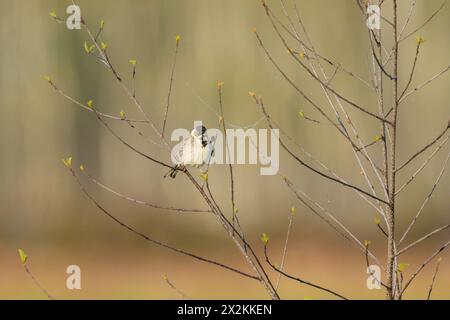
[164,125,214,178]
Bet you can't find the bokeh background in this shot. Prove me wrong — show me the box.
[1,0,449,299]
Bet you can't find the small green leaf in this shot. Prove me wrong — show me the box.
[415,36,426,44]
[100,19,105,29]
[398,263,410,272]
[62,157,73,168]
[129,59,137,66]
[298,111,305,119]
[18,249,28,264]
[261,233,269,245]
[49,11,57,18]
[290,206,296,216]
[373,216,381,225]
[84,42,95,54]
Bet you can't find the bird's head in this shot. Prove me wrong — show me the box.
[191,125,207,139]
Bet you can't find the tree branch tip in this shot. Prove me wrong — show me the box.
[373,216,381,225]
[398,263,410,272]
[261,233,270,245]
[18,248,28,265]
[415,35,426,45]
[62,156,73,169]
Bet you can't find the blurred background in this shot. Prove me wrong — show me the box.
[0,0,449,299]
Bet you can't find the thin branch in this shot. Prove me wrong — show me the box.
[395,138,449,196]
[396,125,449,172]
[253,95,389,205]
[401,240,450,296]
[399,65,450,105]
[427,259,442,300]
[286,2,389,203]
[281,174,383,267]
[217,83,239,229]
[398,224,450,256]
[68,167,259,281]
[264,245,348,300]
[184,170,280,299]
[81,169,212,214]
[78,13,170,149]
[92,107,175,170]
[162,37,180,138]
[131,62,137,98]
[398,153,450,245]
[399,0,447,43]
[260,1,392,125]
[275,211,294,290]
[269,4,372,89]
[46,80,147,123]
[23,264,55,300]
[164,275,191,299]
[399,0,417,40]
[399,42,421,100]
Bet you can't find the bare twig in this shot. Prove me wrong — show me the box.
[253,95,389,205]
[399,42,421,100]
[396,125,449,172]
[395,138,449,196]
[275,209,295,290]
[260,2,392,125]
[399,0,447,42]
[162,37,180,138]
[398,224,450,256]
[69,167,259,281]
[398,64,450,104]
[401,240,450,296]
[81,168,212,214]
[217,83,240,229]
[427,258,442,300]
[398,153,450,244]
[22,264,55,300]
[164,275,191,299]
[264,244,348,300]
[281,175,383,266]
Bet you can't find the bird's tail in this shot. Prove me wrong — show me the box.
[164,165,180,179]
